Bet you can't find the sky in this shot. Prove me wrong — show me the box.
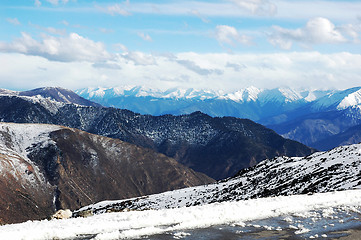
[0,0,361,91]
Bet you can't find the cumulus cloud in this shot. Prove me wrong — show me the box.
[215,25,253,47]
[6,18,21,26]
[0,32,111,62]
[137,32,152,42]
[229,0,277,16]
[269,17,348,49]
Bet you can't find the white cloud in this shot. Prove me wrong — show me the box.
[46,27,66,36]
[176,59,223,76]
[226,62,247,71]
[269,17,348,49]
[99,3,131,16]
[60,20,69,26]
[137,32,152,42]
[215,25,253,47]
[45,0,69,5]
[229,0,277,16]
[338,23,361,43]
[189,10,210,23]
[122,51,157,66]
[113,43,128,52]
[0,32,111,62]
[1,51,361,92]
[6,18,21,26]
[46,0,58,4]
[34,0,41,7]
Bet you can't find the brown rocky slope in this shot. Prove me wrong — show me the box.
[0,122,213,224]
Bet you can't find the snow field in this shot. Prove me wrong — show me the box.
[0,189,360,240]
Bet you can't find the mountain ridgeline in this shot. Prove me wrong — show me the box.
[0,87,314,180]
[77,86,361,151]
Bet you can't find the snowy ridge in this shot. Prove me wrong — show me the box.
[311,87,361,111]
[0,122,61,158]
[0,88,65,114]
[77,86,333,103]
[22,95,66,114]
[222,86,261,102]
[0,87,99,114]
[337,88,361,110]
[0,123,61,189]
[77,86,224,100]
[2,190,361,239]
[77,142,361,215]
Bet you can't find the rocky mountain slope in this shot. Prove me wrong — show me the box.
[0,91,314,180]
[312,123,361,150]
[77,142,361,215]
[0,122,212,224]
[269,87,361,149]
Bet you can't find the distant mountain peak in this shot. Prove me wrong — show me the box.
[311,87,361,111]
[337,88,361,110]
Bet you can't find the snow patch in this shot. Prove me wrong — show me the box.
[0,190,360,240]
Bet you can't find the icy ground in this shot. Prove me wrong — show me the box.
[0,190,360,240]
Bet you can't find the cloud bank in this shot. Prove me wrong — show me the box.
[1,51,360,91]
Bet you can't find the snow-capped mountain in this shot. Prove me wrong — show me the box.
[0,87,100,114]
[76,86,332,120]
[268,87,361,150]
[77,86,330,103]
[310,87,361,111]
[76,142,361,215]
[0,91,314,180]
[77,86,361,151]
[0,122,212,224]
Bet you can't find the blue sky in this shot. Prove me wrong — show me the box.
[0,0,361,91]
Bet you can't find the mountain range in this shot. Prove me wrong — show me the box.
[0,87,314,180]
[76,141,361,215]
[77,86,361,150]
[1,86,359,225]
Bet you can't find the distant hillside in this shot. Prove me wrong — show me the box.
[312,124,361,150]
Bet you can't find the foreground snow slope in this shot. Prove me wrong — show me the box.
[78,142,361,214]
[1,190,360,240]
